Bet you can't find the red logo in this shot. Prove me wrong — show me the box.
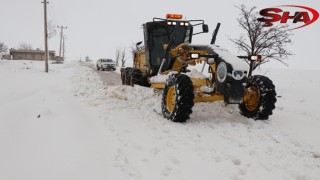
[257,5,319,30]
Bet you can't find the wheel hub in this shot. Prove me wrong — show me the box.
[244,86,259,111]
[166,86,176,113]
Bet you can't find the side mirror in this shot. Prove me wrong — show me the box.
[202,24,209,33]
[136,41,143,51]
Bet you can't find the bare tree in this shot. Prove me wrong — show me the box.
[130,43,138,55]
[121,48,126,67]
[115,49,120,67]
[85,56,90,61]
[230,5,293,70]
[0,41,8,53]
[48,20,57,39]
[17,42,33,50]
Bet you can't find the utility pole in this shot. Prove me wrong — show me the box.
[62,36,67,61]
[57,25,67,60]
[42,0,49,72]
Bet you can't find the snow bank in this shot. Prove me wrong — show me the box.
[1,60,319,180]
[0,60,123,180]
[72,64,320,180]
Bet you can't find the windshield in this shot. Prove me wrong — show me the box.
[150,24,190,67]
[102,59,113,62]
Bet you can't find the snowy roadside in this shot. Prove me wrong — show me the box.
[72,63,320,179]
[0,60,319,180]
[0,60,125,180]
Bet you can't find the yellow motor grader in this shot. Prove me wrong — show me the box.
[121,14,277,122]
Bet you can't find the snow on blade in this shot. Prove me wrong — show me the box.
[150,69,208,83]
[186,69,208,79]
[149,71,177,83]
[189,44,248,71]
[209,44,248,71]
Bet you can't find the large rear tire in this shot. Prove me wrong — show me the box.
[162,74,194,123]
[239,75,277,120]
[129,69,143,86]
[121,68,150,87]
[121,70,126,85]
[121,68,132,85]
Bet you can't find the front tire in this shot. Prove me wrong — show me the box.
[239,75,277,120]
[162,74,194,123]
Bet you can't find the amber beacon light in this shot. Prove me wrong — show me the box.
[166,14,183,19]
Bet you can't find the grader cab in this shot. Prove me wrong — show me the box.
[121,14,277,122]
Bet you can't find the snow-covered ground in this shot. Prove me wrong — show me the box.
[0,60,319,180]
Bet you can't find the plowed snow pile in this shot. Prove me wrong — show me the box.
[73,63,320,179]
[1,60,319,180]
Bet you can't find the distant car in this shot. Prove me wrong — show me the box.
[96,58,116,71]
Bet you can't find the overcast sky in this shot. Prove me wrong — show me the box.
[0,0,319,69]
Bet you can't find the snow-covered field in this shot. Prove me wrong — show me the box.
[0,60,319,180]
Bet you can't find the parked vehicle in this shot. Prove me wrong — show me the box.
[96,58,116,71]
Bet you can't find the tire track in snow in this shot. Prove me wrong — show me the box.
[86,62,121,86]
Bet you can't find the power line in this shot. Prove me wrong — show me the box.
[42,0,49,72]
[57,25,67,60]
[62,35,67,61]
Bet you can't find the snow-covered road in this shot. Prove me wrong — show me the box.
[1,60,319,180]
[86,62,121,86]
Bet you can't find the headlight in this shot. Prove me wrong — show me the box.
[250,55,262,61]
[217,62,228,83]
[180,22,184,26]
[185,22,189,26]
[189,53,200,59]
[232,70,245,80]
[167,21,172,25]
[172,21,177,25]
